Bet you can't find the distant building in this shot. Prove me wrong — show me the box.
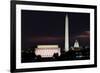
[35,45,61,58]
[74,40,79,48]
[73,40,80,51]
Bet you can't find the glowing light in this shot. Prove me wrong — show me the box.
[35,45,61,58]
[37,45,58,48]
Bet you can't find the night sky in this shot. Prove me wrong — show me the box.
[68,13,90,47]
[21,10,90,50]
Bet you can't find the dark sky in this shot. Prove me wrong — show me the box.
[68,12,90,46]
[21,10,90,49]
[68,12,90,36]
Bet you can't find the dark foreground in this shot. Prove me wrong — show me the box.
[21,48,90,63]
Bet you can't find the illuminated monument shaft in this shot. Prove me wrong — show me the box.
[65,14,69,52]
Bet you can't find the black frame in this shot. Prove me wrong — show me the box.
[10,0,97,73]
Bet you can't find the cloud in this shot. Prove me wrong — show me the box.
[75,31,90,39]
[76,35,89,38]
[28,36,65,44]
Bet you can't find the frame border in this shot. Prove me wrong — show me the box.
[10,0,97,72]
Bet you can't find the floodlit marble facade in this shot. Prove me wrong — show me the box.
[35,45,61,58]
